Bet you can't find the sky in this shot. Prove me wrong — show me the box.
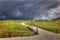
[0,0,60,20]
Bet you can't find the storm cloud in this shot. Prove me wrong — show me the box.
[0,0,60,20]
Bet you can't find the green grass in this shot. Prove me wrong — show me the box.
[27,20,60,34]
[0,20,35,38]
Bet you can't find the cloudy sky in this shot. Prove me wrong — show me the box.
[0,0,60,20]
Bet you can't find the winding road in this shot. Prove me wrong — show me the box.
[0,22,60,40]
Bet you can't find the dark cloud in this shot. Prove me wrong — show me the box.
[0,0,60,20]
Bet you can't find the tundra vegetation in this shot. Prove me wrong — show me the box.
[0,20,35,38]
[27,20,60,34]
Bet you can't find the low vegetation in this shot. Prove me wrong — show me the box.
[27,20,60,34]
[0,20,35,38]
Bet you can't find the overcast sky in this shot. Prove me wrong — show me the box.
[0,0,60,20]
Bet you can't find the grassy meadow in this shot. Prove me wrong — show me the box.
[0,19,60,38]
[0,20,35,38]
[27,20,60,34]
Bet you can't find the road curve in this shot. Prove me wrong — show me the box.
[0,22,60,40]
[21,22,60,40]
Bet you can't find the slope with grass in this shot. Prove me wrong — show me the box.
[27,20,60,34]
[0,20,35,38]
